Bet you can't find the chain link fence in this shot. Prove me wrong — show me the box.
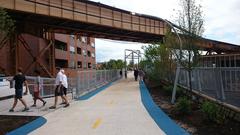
[0,70,120,99]
[178,67,240,107]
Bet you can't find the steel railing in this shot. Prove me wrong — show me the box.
[178,67,240,107]
[0,70,121,99]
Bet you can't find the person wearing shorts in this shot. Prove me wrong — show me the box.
[9,67,29,112]
[49,68,69,109]
[59,69,69,107]
[31,70,46,107]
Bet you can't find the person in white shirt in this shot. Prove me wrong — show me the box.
[60,69,69,107]
[49,68,69,109]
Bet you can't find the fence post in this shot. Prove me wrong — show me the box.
[219,68,226,101]
[76,71,80,98]
[88,71,90,92]
[171,65,180,104]
[214,68,221,100]
[197,69,202,92]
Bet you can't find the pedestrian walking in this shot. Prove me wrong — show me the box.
[119,70,123,78]
[31,70,46,107]
[9,67,29,112]
[134,68,139,81]
[59,69,69,107]
[49,68,69,109]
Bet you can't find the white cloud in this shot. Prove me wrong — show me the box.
[92,0,240,62]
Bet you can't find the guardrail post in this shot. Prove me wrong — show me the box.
[171,65,180,104]
[76,71,80,98]
[219,68,226,101]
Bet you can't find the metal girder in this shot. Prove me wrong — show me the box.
[17,34,53,77]
[0,36,8,50]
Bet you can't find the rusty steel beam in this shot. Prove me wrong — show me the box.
[17,34,54,77]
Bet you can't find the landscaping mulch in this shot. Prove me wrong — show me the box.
[0,115,38,135]
[146,81,240,135]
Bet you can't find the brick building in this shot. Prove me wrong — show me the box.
[54,33,96,77]
[0,33,96,77]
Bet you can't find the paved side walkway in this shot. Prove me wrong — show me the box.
[30,73,166,135]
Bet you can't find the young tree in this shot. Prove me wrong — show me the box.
[141,43,173,83]
[172,0,204,92]
[0,8,15,48]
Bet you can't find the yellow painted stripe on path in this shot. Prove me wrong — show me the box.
[109,100,114,105]
[92,118,102,129]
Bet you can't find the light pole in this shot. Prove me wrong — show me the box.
[164,20,183,104]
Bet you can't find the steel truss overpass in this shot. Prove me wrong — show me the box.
[0,0,240,76]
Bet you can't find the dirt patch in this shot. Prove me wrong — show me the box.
[0,115,38,135]
[146,81,240,135]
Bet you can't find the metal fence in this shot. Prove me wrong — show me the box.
[178,67,240,107]
[0,70,120,99]
[74,70,120,98]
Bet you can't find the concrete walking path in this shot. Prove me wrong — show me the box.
[29,74,166,135]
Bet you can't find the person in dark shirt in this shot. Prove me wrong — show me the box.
[119,70,123,78]
[134,68,139,81]
[9,67,29,112]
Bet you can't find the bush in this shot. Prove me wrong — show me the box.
[163,85,184,97]
[175,97,192,115]
[201,101,226,124]
[163,85,173,95]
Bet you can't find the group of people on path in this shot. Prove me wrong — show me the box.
[9,67,69,112]
[119,68,145,81]
[134,68,144,81]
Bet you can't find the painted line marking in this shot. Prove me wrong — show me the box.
[92,118,102,129]
[109,100,114,105]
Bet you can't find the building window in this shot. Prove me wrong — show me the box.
[88,63,92,69]
[82,50,87,56]
[70,46,75,54]
[87,51,91,57]
[81,36,86,43]
[92,64,96,69]
[55,59,68,68]
[77,47,81,55]
[70,35,75,39]
[83,62,87,69]
[69,61,75,69]
[55,40,67,51]
[77,61,82,68]
[91,42,95,48]
[91,52,95,58]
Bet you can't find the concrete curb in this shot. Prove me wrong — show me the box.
[0,95,14,101]
[6,116,47,135]
[139,81,189,135]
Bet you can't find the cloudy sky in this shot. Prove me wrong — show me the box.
[91,0,240,62]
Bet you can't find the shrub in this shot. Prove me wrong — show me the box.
[201,101,226,124]
[163,85,184,97]
[163,85,173,95]
[175,97,192,115]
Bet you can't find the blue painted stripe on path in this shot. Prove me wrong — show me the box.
[6,116,47,135]
[139,81,189,135]
[78,82,113,100]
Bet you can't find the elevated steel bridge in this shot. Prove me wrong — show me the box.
[0,0,240,77]
[1,0,239,49]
